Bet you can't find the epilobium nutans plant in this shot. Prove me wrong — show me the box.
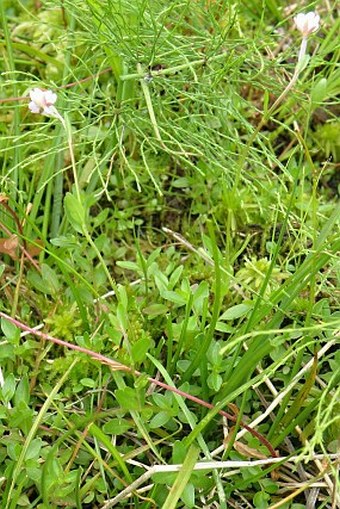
[234,11,321,188]
[28,87,117,290]
[271,11,321,111]
[28,87,80,201]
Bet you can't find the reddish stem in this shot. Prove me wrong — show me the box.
[0,311,278,458]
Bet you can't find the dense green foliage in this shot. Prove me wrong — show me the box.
[0,0,339,507]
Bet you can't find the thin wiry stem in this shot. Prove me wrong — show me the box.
[233,35,310,189]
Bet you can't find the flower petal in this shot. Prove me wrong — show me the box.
[44,90,57,105]
[29,88,45,106]
[28,101,41,114]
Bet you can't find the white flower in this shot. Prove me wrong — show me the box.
[28,88,59,117]
[294,12,320,37]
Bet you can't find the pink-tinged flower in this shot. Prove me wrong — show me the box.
[28,88,58,116]
[294,12,320,37]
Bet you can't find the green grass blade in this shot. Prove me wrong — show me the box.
[161,444,199,509]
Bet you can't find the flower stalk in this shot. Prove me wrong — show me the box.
[233,11,320,190]
[28,88,81,202]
